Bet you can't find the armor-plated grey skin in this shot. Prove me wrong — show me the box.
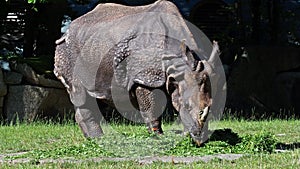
[54,0,220,145]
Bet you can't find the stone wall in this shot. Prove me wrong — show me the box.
[0,63,74,123]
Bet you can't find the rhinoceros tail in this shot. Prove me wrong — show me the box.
[54,35,74,91]
[55,35,66,45]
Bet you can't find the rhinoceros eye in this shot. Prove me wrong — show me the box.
[199,110,204,115]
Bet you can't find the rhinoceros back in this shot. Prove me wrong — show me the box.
[54,0,197,105]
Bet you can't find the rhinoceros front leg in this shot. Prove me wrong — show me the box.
[135,86,166,134]
[75,94,103,138]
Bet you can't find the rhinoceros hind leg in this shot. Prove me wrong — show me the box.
[75,95,103,138]
[135,86,164,134]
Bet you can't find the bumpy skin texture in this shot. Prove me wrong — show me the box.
[54,0,216,143]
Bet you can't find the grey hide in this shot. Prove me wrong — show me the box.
[54,0,219,145]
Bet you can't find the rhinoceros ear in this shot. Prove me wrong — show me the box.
[180,40,204,71]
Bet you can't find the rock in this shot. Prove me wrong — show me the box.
[37,74,64,88]
[3,71,23,85]
[11,62,65,88]
[0,70,7,96]
[11,63,39,84]
[5,85,74,123]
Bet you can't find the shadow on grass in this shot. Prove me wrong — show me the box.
[168,128,242,147]
[208,128,242,146]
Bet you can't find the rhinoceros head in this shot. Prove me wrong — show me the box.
[166,41,220,145]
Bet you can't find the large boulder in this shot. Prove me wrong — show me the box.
[4,71,23,85]
[11,63,39,84]
[5,85,74,123]
[11,63,64,88]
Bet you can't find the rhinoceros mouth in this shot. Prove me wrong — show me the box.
[190,133,202,146]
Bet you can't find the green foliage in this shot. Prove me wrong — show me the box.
[167,130,277,156]
[237,131,277,154]
[166,136,235,156]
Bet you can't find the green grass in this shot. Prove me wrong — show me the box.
[0,119,299,168]
[0,122,83,154]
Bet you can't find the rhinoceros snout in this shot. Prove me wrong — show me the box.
[190,132,202,146]
[189,119,209,146]
[189,124,202,144]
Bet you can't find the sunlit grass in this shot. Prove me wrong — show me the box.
[0,119,299,168]
[0,122,83,154]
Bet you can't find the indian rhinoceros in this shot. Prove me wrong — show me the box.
[54,0,221,145]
